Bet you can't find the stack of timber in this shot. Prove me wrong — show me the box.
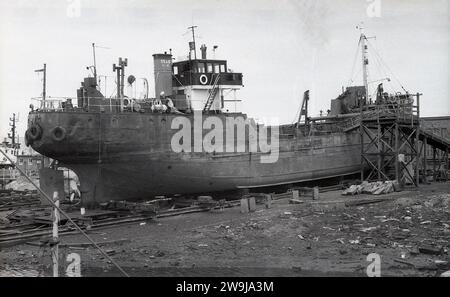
[342,180,401,196]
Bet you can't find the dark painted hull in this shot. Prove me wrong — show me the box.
[28,111,363,205]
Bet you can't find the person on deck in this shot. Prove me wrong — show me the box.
[152,91,167,113]
[160,91,175,113]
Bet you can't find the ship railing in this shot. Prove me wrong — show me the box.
[31,96,122,113]
[360,100,419,125]
[31,97,70,111]
[338,100,418,131]
[31,96,243,114]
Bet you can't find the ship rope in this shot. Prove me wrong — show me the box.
[371,46,395,97]
[292,103,301,125]
[172,73,185,88]
[291,94,305,125]
[366,39,408,93]
[346,36,408,96]
[346,38,362,88]
[109,84,118,98]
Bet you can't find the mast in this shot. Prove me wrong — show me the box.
[121,59,126,98]
[359,25,369,104]
[8,113,17,148]
[113,57,128,112]
[188,25,198,60]
[35,64,47,108]
[43,63,47,102]
[92,43,97,85]
[113,57,128,99]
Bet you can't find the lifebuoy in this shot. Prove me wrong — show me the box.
[51,126,66,142]
[28,124,42,141]
[199,74,208,85]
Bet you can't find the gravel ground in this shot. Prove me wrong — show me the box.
[1,182,449,277]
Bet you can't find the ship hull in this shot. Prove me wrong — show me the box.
[27,111,363,205]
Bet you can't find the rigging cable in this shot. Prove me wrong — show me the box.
[172,73,185,88]
[347,38,362,88]
[370,48,389,96]
[367,39,408,93]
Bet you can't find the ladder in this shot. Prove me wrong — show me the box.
[203,74,221,112]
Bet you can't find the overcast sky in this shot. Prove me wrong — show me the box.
[0,0,449,143]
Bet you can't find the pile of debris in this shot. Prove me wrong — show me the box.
[101,200,159,214]
[342,180,400,196]
[5,176,39,192]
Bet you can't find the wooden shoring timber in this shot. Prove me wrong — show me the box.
[0,200,241,247]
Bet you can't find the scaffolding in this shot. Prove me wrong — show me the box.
[421,127,450,182]
[359,93,421,185]
[359,93,450,185]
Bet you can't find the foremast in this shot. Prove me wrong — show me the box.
[358,24,370,104]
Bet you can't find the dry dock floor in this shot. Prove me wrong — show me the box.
[1,182,449,277]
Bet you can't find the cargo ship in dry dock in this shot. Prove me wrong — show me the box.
[25,28,415,205]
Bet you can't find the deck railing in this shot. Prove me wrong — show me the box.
[360,99,419,124]
[31,96,241,114]
[31,97,118,112]
[336,96,419,132]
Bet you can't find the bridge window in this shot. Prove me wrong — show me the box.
[18,158,23,165]
[179,62,190,73]
[214,64,220,73]
[220,64,226,73]
[207,63,213,73]
[173,66,178,75]
[197,62,206,73]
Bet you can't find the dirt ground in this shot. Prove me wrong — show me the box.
[1,182,449,277]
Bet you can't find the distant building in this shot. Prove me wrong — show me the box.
[1,138,23,187]
[0,138,23,167]
[16,154,51,178]
[421,116,450,159]
[0,167,19,188]
[1,137,51,180]
[421,116,450,140]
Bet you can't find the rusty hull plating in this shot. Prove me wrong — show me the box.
[27,109,363,206]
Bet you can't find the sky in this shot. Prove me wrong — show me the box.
[0,0,449,144]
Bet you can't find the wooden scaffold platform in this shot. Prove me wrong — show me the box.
[358,93,449,186]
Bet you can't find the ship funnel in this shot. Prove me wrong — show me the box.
[152,53,173,98]
[200,44,207,59]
